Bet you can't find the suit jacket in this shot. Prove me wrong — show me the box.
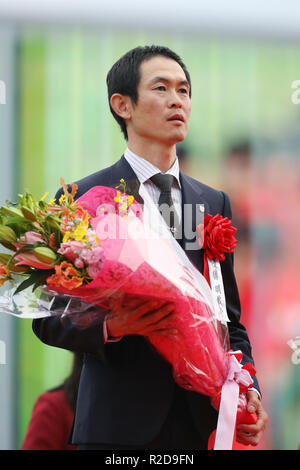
[32,155,259,446]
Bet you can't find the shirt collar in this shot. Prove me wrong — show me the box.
[124,147,181,188]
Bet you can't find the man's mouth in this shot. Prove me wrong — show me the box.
[167,114,185,123]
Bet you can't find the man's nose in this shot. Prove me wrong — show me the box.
[167,90,182,108]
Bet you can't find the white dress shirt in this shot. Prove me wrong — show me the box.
[124,147,182,225]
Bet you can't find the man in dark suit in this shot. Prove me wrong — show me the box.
[33,45,268,449]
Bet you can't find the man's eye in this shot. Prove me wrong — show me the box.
[179,88,188,94]
[155,86,166,91]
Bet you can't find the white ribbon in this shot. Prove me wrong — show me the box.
[213,353,253,450]
[207,259,230,323]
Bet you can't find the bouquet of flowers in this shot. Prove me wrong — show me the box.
[0,178,256,449]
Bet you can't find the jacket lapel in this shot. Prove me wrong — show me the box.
[180,173,209,273]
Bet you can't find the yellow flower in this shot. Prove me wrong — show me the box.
[127,195,134,206]
[59,194,66,205]
[114,191,121,203]
[114,190,135,215]
[41,192,49,201]
[73,224,88,241]
[63,231,71,243]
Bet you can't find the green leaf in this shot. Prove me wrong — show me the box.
[53,229,62,247]
[13,269,54,295]
[5,217,35,237]
[0,206,23,218]
[32,270,54,291]
[14,273,39,295]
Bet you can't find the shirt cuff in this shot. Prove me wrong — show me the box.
[250,387,261,400]
[103,314,123,344]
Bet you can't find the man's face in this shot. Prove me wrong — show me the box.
[127,55,191,146]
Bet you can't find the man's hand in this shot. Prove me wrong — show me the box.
[236,390,268,446]
[106,296,177,338]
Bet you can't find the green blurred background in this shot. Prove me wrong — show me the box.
[1,7,300,450]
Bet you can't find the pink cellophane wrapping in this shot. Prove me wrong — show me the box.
[48,185,230,397]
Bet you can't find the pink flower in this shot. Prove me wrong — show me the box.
[58,239,105,278]
[87,264,101,278]
[14,252,54,270]
[74,258,84,269]
[19,231,45,245]
[80,246,104,265]
[58,241,84,262]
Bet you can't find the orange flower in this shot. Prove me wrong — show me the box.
[47,261,83,290]
[60,205,90,239]
[0,262,10,287]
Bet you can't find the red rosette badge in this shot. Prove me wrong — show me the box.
[197,214,237,286]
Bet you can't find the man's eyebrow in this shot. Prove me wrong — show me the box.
[149,76,190,87]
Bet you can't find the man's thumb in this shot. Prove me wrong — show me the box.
[247,400,257,414]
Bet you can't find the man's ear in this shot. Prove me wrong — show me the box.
[110,93,131,121]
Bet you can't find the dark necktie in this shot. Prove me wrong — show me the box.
[150,173,179,236]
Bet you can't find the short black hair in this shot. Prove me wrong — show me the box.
[106,45,192,140]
